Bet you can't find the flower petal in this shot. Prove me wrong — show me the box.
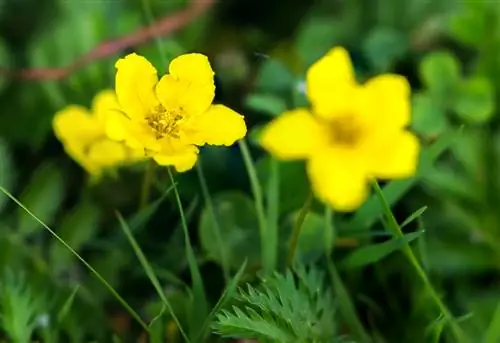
[169,53,214,85]
[367,130,420,179]
[307,148,369,212]
[260,108,328,160]
[87,139,128,167]
[306,47,357,118]
[115,53,158,119]
[361,74,411,130]
[153,146,199,172]
[53,105,102,143]
[186,105,246,146]
[92,89,121,123]
[156,74,215,116]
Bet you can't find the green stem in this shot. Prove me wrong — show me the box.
[287,191,314,267]
[139,160,155,209]
[239,140,271,274]
[372,180,469,343]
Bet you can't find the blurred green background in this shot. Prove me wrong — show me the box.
[1,0,500,342]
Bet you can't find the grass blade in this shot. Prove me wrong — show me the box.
[115,212,189,342]
[239,140,271,274]
[57,284,80,324]
[167,167,208,343]
[0,186,149,332]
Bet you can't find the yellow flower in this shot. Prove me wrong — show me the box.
[105,53,247,172]
[260,47,420,212]
[53,90,144,177]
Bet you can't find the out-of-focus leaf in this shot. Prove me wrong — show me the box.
[419,51,461,99]
[256,158,309,215]
[485,302,500,343]
[452,77,495,124]
[255,59,294,93]
[411,93,449,138]
[362,27,407,72]
[0,138,14,213]
[295,18,344,67]
[293,211,326,264]
[50,201,100,271]
[199,192,260,270]
[341,231,424,269]
[244,93,287,117]
[0,37,10,93]
[447,2,489,47]
[17,162,64,236]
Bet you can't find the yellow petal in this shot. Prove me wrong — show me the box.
[307,148,369,212]
[361,74,411,130]
[260,108,328,160]
[87,139,128,167]
[53,105,102,143]
[153,146,199,172]
[156,74,215,115]
[115,53,158,119]
[367,130,420,179]
[187,105,247,146]
[92,89,121,123]
[306,47,357,118]
[169,53,214,85]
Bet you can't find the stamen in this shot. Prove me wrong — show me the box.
[146,104,183,140]
[328,114,362,146]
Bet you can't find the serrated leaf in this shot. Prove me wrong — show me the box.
[17,163,64,236]
[341,231,424,269]
[245,93,287,117]
[411,93,449,138]
[50,201,100,271]
[198,192,261,270]
[419,51,461,98]
[362,27,407,72]
[452,76,495,124]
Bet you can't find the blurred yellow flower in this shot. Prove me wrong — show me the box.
[260,47,420,212]
[106,53,247,172]
[53,90,144,177]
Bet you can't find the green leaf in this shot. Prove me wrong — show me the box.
[295,18,343,67]
[419,51,461,98]
[452,77,495,124]
[255,59,295,93]
[288,212,326,264]
[341,231,424,269]
[0,37,10,93]
[256,158,309,215]
[411,93,449,138]
[0,138,14,213]
[49,201,100,271]
[362,27,407,72]
[484,302,500,343]
[244,93,287,117]
[17,163,64,236]
[447,2,489,47]
[198,191,261,270]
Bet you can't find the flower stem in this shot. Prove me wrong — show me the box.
[139,160,155,209]
[287,191,314,268]
[372,180,469,343]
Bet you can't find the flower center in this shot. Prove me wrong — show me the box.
[146,104,183,140]
[328,114,362,147]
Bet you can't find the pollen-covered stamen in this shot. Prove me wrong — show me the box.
[146,104,183,140]
[328,114,363,146]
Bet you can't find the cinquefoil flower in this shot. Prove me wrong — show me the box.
[106,53,247,172]
[260,47,420,211]
[53,90,144,177]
